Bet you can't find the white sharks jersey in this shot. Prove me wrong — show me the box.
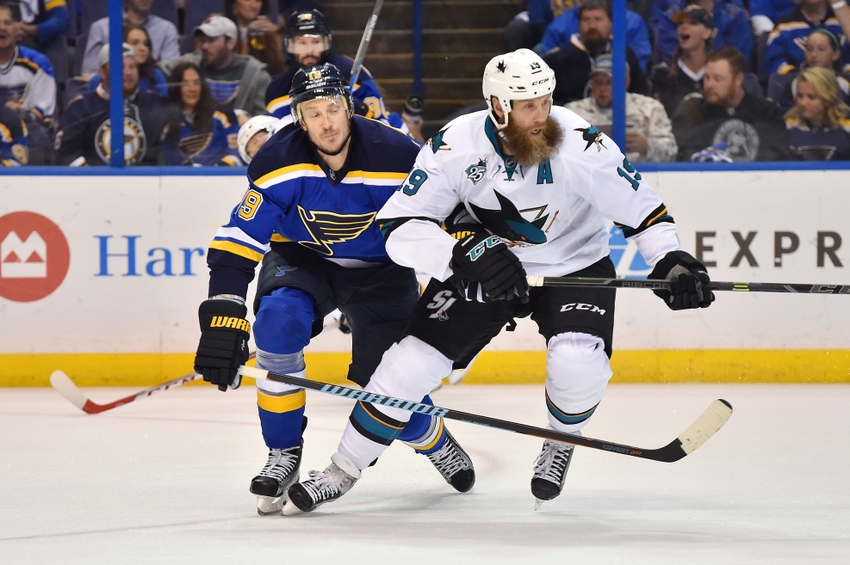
[377,106,682,280]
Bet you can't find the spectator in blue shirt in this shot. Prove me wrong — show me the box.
[504,0,577,52]
[749,0,797,36]
[765,0,850,76]
[160,61,242,166]
[652,0,753,65]
[538,0,652,70]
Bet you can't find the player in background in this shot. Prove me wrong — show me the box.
[283,49,714,514]
[193,63,475,516]
[265,9,423,141]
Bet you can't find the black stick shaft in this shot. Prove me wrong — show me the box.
[239,367,732,463]
[527,276,850,294]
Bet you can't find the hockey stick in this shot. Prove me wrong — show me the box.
[50,369,203,414]
[348,0,385,91]
[238,366,733,463]
[48,311,356,414]
[527,276,850,295]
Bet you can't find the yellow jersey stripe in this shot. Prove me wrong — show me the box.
[257,389,306,413]
[209,240,265,262]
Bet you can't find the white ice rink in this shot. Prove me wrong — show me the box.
[2,382,848,564]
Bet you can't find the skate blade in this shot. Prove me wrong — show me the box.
[282,499,305,516]
[256,494,285,516]
[534,498,546,511]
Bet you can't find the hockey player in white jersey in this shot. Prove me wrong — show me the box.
[284,49,714,514]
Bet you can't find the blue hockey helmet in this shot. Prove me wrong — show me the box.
[289,63,354,123]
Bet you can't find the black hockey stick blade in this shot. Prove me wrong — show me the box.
[527,275,850,295]
[238,366,732,463]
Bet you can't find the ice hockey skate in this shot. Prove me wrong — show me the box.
[249,442,302,515]
[531,439,575,510]
[424,428,476,492]
[283,452,360,515]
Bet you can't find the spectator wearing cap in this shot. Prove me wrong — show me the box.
[650,5,715,116]
[766,0,850,76]
[566,54,677,162]
[542,0,648,105]
[81,0,179,76]
[651,0,752,65]
[159,14,272,124]
[672,46,792,161]
[0,3,55,127]
[768,27,850,110]
[56,42,168,166]
[537,0,652,71]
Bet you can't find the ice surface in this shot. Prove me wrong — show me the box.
[1,383,848,564]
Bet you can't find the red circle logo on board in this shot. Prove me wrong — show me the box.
[0,212,71,302]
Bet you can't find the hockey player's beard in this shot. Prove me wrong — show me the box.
[501,116,564,167]
[310,129,352,158]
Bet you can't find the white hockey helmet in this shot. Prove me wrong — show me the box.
[482,48,556,130]
[237,115,281,164]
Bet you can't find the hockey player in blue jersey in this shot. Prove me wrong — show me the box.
[264,9,421,140]
[193,63,475,516]
[283,49,715,515]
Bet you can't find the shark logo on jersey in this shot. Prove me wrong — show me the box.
[469,190,547,245]
[465,159,487,185]
[575,126,606,152]
[427,127,451,154]
[296,206,376,256]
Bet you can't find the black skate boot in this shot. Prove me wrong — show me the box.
[530,439,575,510]
[249,441,302,515]
[283,452,360,515]
[424,428,475,493]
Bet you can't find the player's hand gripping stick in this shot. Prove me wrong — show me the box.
[648,250,714,310]
[194,299,251,391]
[451,232,529,303]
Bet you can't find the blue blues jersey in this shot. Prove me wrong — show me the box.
[0,104,28,166]
[265,54,391,128]
[160,108,241,166]
[207,115,421,298]
[766,7,850,75]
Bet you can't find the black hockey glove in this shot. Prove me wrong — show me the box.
[194,299,251,391]
[648,250,715,310]
[451,231,529,303]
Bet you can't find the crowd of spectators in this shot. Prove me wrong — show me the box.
[2,0,850,166]
[504,0,850,162]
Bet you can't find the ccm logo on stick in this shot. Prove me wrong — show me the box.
[560,302,606,315]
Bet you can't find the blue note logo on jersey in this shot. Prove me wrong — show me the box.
[465,159,487,185]
[575,126,606,152]
[296,206,376,256]
[469,190,547,245]
[275,265,299,277]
